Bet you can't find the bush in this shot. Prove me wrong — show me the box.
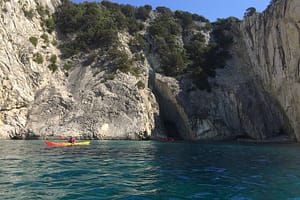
[127,19,144,35]
[63,62,72,71]
[129,67,141,77]
[156,7,172,16]
[136,5,152,20]
[175,10,193,29]
[49,54,57,64]
[129,34,146,52]
[48,63,58,72]
[41,33,49,43]
[133,53,145,62]
[45,16,55,33]
[244,7,256,17]
[136,80,145,89]
[55,0,123,57]
[29,36,38,47]
[120,4,135,18]
[148,11,186,77]
[102,73,115,82]
[192,14,209,23]
[52,39,58,46]
[33,53,43,64]
[37,5,49,17]
[23,8,35,19]
[160,50,187,76]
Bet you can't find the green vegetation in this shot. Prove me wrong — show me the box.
[148,10,235,91]
[136,80,145,89]
[44,16,55,33]
[48,54,58,72]
[129,33,146,53]
[23,8,35,19]
[52,1,234,91]
[107,48,133,74]
[37,5,50,17]
[148,10,187,77]
[33,53,43,64]
[29,36,38,47]
[63,61,72,71]
[244,7,256,17]
[49,54,57,63]
[41,33,49,43]
[102,73,116,82]
[55,1,117,57]
[48,63,58,72]
[52,39,58,46]
[54,0,150,58]
[37,5,55,33]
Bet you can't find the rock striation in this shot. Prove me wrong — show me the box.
[237,0,300,140]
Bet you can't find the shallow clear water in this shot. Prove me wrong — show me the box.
[1,140,300,199]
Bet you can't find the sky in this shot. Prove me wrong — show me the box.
[72,0,271,22]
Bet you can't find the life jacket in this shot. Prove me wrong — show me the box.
[69,137,76,143]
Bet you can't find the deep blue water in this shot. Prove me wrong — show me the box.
[1,141,300,199]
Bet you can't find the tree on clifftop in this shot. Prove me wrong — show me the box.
[244,7,256,17]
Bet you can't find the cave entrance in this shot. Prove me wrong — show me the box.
[148,71,188,141]
[163,120,183,140]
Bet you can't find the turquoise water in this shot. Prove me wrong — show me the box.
[1,141,300,199]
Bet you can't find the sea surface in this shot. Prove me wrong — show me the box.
[1,140,300,199]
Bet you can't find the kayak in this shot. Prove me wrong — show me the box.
[45,141,91,147]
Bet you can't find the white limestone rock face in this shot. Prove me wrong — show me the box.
[24,28,161,140]
[27,68,161,140]
[237,0,300,140]
[0,0,160,140]
[0,0,62,139]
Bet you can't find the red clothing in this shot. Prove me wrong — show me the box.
[69,137,76,143]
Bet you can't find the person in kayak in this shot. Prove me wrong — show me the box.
[69,136,76,143]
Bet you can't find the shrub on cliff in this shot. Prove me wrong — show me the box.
[63,61,72,71]
[23,8,35,20]
[33,53,43,64]
[41,33,49,43]
[29,36,38,47]
[48,54,58,72]
[55,0,148,58]
[108,48,131,72]
[129,33,146,52]
[148,11,186,76]
[135,5,152,20]
[136,80,145,89]
[175,10,194,30]
[244,7,256,17]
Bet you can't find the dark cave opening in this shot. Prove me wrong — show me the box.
[163,120,183,140]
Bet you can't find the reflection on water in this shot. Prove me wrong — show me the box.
[1,140,300,199]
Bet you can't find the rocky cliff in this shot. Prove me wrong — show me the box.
[0,0,62,139]
[151,0,297,141]
[0,0,161,140]
[237,0,300,140]
[0,0,299,142]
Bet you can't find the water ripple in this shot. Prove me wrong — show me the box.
[1,141,300,199]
